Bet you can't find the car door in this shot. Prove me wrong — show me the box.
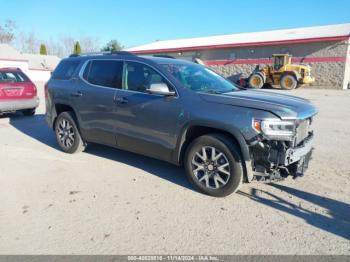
[73,59,123,145]
[114,61,182,162]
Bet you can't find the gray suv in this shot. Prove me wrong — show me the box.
[46,52,317,197]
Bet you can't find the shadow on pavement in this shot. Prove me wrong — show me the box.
[9,114,193,192]
[238,183,350,240]
[86,143,192,191]
[9,113,58,149]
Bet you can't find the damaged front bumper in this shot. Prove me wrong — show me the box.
[248,133,314,182]
[283,134,313,166]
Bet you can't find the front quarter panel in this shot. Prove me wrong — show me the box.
[175,93,277,163]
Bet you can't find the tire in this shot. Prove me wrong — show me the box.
[248,74,264,89]
[184,134,243,197]
[54,111,85,154]
[22,108,36,116]
[280,74,298,90]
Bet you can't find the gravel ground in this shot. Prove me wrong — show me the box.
[0,84,349,254]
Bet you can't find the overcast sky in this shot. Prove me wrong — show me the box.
[1,0,349,48]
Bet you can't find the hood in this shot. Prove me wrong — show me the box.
[199,89,318,120]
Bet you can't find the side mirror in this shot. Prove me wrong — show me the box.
[147,83,175,96]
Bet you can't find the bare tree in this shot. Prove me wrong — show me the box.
[80,36,100,53]
[46,36,100,58]
[15,31,40,53]
[61,36,75,56]
[0,19,16,44]
[46,37,64,57]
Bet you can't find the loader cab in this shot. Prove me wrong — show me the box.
[272,54,291,71]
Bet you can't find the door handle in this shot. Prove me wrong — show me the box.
[70,91,83,97]
[115,97,128,104]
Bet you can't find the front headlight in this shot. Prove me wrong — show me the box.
[253,119,296,141]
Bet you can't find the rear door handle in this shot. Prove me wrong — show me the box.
[115,97,128,104]
[70,91,83,97]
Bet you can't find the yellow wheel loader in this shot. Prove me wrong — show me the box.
[248,54,314,90]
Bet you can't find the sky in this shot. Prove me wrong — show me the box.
[1,0,350,48]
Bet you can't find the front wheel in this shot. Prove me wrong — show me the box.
[55,111,86,154]
[184,134,243,197]
[280,74,298,90]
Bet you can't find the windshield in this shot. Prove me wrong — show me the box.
[161,63,240,93]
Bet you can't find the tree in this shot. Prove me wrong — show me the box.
[73,41,81,55]
[15,31,39,53]
[101,40,122,52]
[0,19,16,44]
[39,44,48,55]
[80,37,100,53]
[62,36,75,57]
[46,37,64,57]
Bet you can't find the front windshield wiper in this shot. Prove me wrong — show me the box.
[204,90,222,94]
[220,88,245,93]
[201,88,243,94]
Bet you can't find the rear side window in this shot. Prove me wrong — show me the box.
[83,60,123,88]
[52,60,80,80]
[0,71,30,83]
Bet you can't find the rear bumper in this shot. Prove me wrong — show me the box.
[0,97,39,112]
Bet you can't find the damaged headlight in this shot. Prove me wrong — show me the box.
[253,119,296,141]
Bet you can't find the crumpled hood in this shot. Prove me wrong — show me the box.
[199,89,318,120]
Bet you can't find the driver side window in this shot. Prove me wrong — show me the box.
[123,62,169,93]
[274,57,283,70]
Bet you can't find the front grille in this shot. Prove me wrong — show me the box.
[295,118,312,146]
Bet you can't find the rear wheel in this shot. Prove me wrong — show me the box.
[280,74,298,90]
[22,108,36,116]
[248,74,264,89]
[55,111,85,154]
[184,134,243,197]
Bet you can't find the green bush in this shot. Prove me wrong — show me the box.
[39,44,48,55]
[101,40,122,52]
[73,41,81,54]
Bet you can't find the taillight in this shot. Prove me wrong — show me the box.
[33,84,37,96]
[44,82,48,99]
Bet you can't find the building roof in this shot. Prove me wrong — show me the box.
[126,23,350,54]
[22,53,60,71]
[0,44,27,61]
[0,44,60,70]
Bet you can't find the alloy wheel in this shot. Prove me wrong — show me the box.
[191,146,231,189]
[57,118,75,149]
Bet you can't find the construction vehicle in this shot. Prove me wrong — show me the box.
[248,54,314,90]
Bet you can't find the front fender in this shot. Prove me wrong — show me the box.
[173,121,254,181]
[174,121,251,164]
[290,71,301,81]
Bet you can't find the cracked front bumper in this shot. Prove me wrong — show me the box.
[250,133,314,180]
[283,133,314,166]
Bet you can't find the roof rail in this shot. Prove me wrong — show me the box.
[152,54,176,59]
[110,51,134,56]
[69,51,134,58]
